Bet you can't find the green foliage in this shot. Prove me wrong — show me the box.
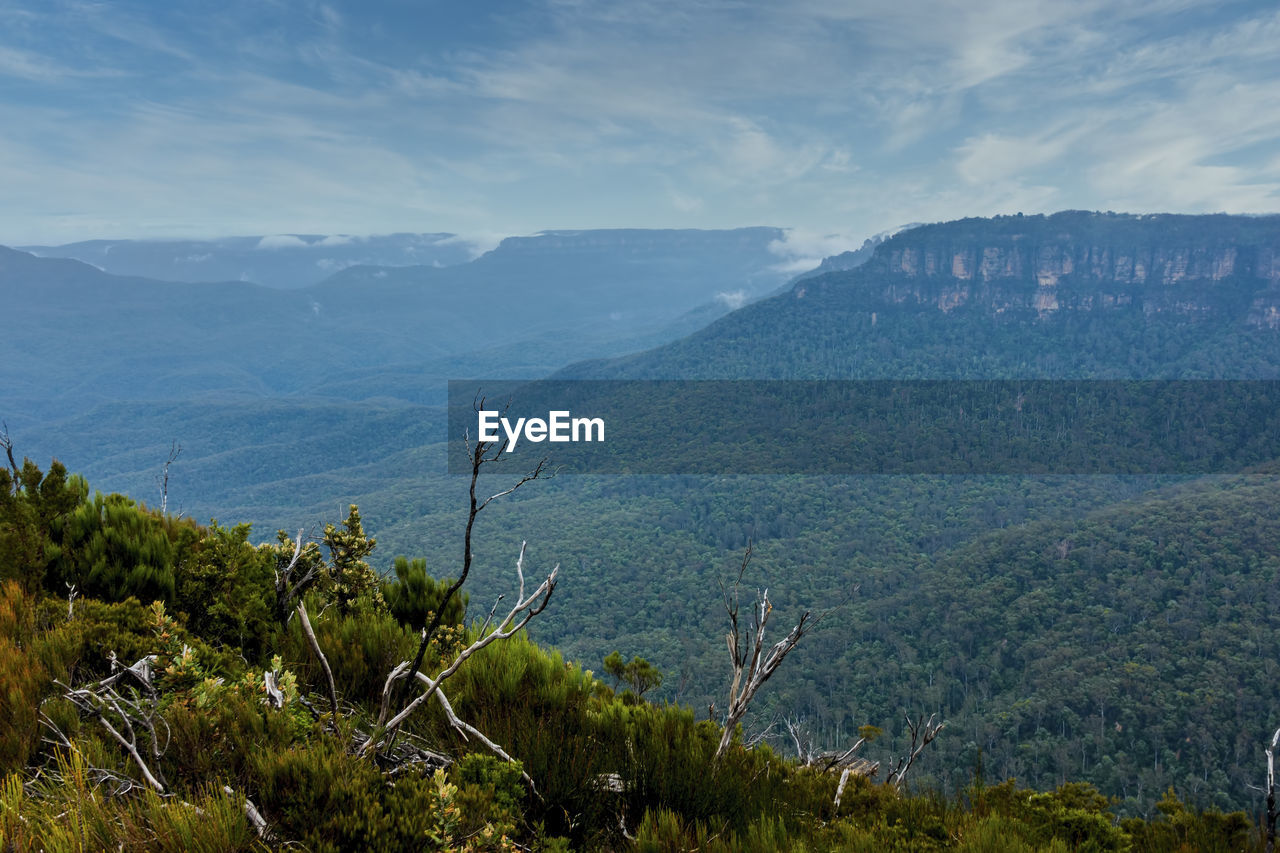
[635,808,805,853]
[383,555,466,631]
[0,457,86,592]
[3,463,1276,852]
[174,520,274,658]
[1,750,261,852]
[0,581,45,772]
[1121,788,1254,853]
[45,490,182,605]
[250,738,516,852]
[323,504,384,615]
[452,753,525,839]
[603,650,664,700]
[281,595,418,705]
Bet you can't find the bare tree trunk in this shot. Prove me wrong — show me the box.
[156,440,180,515]
[715,546,813,760]
[1266,727,1280,853]
[391,409,545,715]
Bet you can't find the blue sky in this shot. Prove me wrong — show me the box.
[2,0,1278,253]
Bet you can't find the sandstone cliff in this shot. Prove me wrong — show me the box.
[796,212,1280,328]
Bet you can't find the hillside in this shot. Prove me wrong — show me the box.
[8,211,1280,821]
[3,227,796,419]
[561,211,1280,379]
[1,459,1260,851]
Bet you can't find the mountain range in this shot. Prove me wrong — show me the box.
[7,210,1280,816]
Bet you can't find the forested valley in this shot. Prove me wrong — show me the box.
[5,211,1280,849]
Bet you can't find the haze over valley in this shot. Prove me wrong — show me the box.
[5,1,1280,849]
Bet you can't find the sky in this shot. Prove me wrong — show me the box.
[2,0,1279,252]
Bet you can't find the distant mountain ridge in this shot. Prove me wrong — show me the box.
[805,211,1280,323]
[562,211,1280,380]
[2,227,804,418]
[17,232,473,289]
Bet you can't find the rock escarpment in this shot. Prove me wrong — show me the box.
[797,212,1280,327]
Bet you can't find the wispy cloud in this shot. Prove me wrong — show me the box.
[0,0,1276,244]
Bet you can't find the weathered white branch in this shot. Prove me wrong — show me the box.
[361,542,557,756]
[58,680,167,794]
[224,786,273,841]
[716,574,812,760]
[1266,726,1280,852]
[295,598,339,721]
[834,766,855,809]
[429,681,535,790]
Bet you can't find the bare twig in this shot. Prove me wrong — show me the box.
[56,678,168,793]
[0,421,17,480]
[431,683,536,792]
[225,786,274,842]
[886,713,945,791]
[156,441,180,515]
[365,542,558,756]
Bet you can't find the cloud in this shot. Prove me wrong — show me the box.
[766,228,879,274]
[256,235,310,249]
[716,290,748,310]
[437,231,510,259]
[0,46,73,82]
[0,0,1277,245]
[667,187,703,214]
[954,127,1083,186]
[315,258,357,272]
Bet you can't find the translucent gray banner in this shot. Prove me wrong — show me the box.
[447,380,1280,475]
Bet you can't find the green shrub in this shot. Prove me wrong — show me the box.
[383,555,467,631]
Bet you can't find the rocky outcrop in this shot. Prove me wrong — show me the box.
[807,211,1280,325]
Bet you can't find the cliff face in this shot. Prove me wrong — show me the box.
[798,212,1280,328]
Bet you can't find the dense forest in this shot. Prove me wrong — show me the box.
[7,211,1280,848]
[0,447,1271,851]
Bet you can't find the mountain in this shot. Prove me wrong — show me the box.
[2,227,799,419]
[561,211,1280,379]
[10,211,1280,819]
[17,233,474,289]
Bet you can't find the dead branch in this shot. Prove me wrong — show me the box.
[264,670,285,710]
[295,597,339,721]
[363,541,558,757]
[273,530,318,623]
[156,441,180,515]
[1266,726,1280,853]
[430,680,536,792]
[37,713,143,798]
[224,785,274,842]
[886,713,945,791]
[743,717,780,750]
[271,531,339,719]
[0,421,17,480]
[55,677,168,794]
[392,405,547,718]
[784,715,880,809]
[715,545,813,760]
